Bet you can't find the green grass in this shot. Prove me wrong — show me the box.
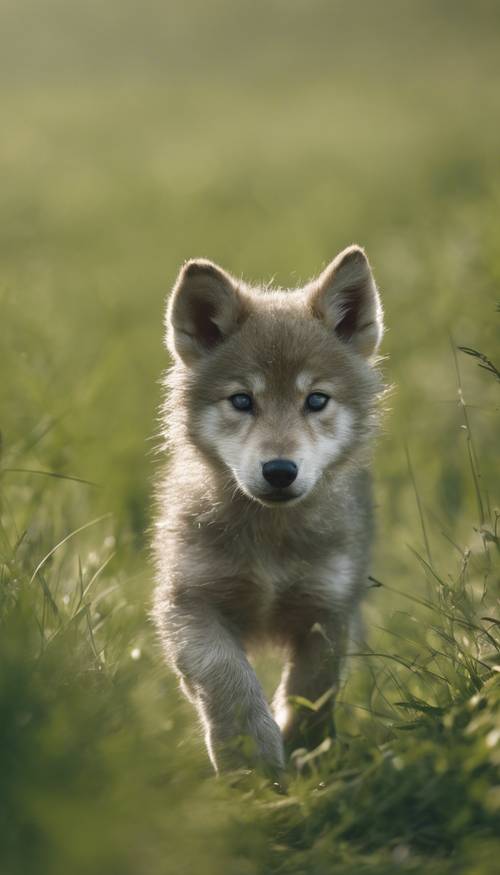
[1,1,499,872]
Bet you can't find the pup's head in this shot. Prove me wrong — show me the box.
[165,247,384,507]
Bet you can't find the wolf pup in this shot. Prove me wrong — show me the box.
[153,245,384,779]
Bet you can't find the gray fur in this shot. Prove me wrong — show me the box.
[153,245,384,779]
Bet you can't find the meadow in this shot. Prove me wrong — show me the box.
[1,1,499,872]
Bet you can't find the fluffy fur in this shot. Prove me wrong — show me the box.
[153,245,384,780]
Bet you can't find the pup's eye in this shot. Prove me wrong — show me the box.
[305,392,329,412]
[229,393,253,412]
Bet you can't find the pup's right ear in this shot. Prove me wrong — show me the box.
[166,259,246,366]
[309,246,383,359]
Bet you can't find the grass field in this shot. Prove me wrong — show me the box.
[1,1,500,872]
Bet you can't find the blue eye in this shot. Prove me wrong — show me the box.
[306,392,329,412]
[230,393,253,412]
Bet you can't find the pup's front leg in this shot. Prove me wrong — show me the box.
[273,616,349,756]
[161,600,285,778]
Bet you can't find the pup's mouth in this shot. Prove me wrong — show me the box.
[254,489,305,507]
[234,474,307,507]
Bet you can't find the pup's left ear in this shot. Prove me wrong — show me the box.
[166,258,246,366]
[309,245,383,358]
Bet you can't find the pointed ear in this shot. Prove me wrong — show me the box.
[309,245,384,358]
[166,259,247,365]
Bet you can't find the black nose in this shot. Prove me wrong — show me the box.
[262,459,298,489]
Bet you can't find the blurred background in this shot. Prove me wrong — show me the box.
[1,2,499,873]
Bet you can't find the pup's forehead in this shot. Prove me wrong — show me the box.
[216,308,352,393]
[195,302,361,404]
[244,309,341,371]
[224,370,334,396]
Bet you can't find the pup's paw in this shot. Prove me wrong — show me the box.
[208,711,285,781]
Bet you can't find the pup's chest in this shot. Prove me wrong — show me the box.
[234,540,357,638]
[250,548,309,595]
[248,545,355,595]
